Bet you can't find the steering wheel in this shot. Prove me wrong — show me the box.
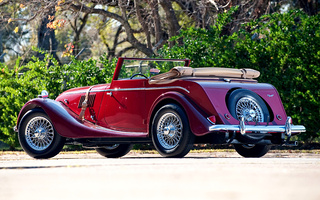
[130,73,148,79]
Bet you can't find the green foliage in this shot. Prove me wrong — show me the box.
[47,54,117,98]
[159,9,320,142]
[241,10,320,142]
[160,6,239,67]
[0,53,116,148]
[0,57,49,147]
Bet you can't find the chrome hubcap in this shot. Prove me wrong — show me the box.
[25,116,54,151]
[236,97,264,122]
[157,112,182,150]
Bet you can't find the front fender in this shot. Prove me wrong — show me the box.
[148,91,212,136]
[16,98,54,129]
[16,98,148,138]
[16,98,83,138]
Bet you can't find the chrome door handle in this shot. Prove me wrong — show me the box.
[107,92,112,96]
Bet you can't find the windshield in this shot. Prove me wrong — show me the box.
[118,58,189,80]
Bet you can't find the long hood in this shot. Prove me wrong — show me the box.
[57,84,111,97]
[55,84,110,120]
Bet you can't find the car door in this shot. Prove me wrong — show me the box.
[98,78,147,132]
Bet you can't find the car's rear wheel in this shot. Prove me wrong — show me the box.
[227,89,271,143]
[95,144,133,158]
[18,110,65,159]
[151,104,194,158]
[234,144,271,158]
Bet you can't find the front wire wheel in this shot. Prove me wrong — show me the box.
[18,110,65,159]
[25,116,55,151]
[95,144,133,158]
[151,104,194,158]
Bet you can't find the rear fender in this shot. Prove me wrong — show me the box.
[148,91,212,136]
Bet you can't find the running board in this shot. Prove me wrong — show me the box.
[67,137,152,147]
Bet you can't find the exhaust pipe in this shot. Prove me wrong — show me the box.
[283,141,298,147]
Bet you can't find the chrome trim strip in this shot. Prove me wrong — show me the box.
[64,90,88,95]
[93,124,146,135]
[65,86,190,95]
[105,86,190,93]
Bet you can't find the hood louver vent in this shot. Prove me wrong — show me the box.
[78,94,96,108]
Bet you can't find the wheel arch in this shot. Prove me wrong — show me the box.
[148,98,182,135]
[148,91,212,137]
[16,98,70,138]
[16,101,48,132]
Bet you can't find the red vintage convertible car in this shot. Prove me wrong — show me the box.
[15,57,305,158]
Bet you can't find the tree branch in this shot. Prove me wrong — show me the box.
[69,1,154,56]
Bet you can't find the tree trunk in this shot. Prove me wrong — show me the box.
[149,0,162,43]
[298,0,318,15]
[72,13,89,56]
[37,11,60,64]
[0,31,4,63]
[134,0,152,49]
[251,0,270,19]
[118,0,154,56]
[159,0,182,47]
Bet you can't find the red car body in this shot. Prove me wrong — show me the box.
[15,57,305,158]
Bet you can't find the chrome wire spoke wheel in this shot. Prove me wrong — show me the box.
[152,104,194,158]
[156,112,183,150]
[228,89,270,143]
[25,116,54,151]
[236,97,264,122]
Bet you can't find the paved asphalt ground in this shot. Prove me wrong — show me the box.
[1,151,320,200]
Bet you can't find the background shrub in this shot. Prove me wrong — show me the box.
[159,9,320,142]
[0,54,116,148]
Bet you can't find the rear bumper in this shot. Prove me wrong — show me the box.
[209,116,306,136]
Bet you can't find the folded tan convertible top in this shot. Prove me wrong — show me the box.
[149,67,260,84]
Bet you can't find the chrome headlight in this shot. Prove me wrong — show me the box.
[38,90,49,98]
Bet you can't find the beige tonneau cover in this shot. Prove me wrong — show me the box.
[149,67,260,84]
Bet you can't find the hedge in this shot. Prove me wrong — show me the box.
[0,54,116,148]
[159,8,320,142]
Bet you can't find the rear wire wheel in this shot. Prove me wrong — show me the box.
[234,144,271,158]
[227,89,271,143]
[151,104,194,158]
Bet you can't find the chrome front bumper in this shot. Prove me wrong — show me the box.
[209,117,306,137]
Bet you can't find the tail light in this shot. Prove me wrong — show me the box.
[207,115,216,124]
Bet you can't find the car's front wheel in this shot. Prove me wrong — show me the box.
[234,144,271,158]
[95,144,133,158]
[151,104,194,158]
[18,110,65,159]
